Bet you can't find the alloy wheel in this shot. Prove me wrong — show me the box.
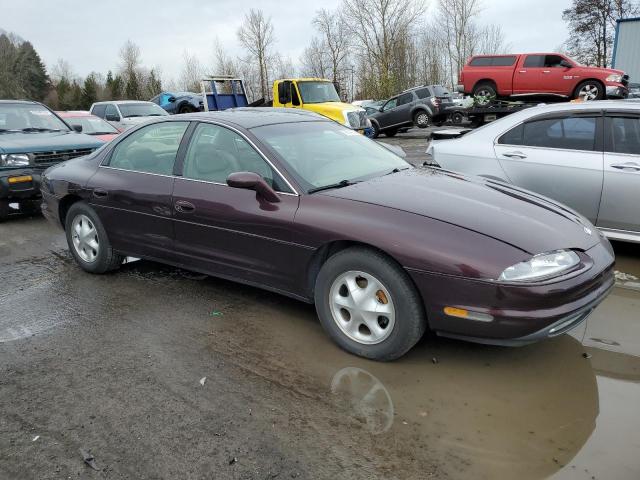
[71,214,100,263]
[578,84,600,101]
[329,270,396,345]
[416,113,430,127]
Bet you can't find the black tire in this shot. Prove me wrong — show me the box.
[65,201,123,274]
[370,122,380,139]
[413,110,430,128]
[314,247,427,361]
[574,80,604,101]
[473,82,497,105]
[178,104,195,114]
[384,128,398,137]
[451,111,464,125]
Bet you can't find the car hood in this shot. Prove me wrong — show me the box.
[0,131,104,154]
[321,168,600,254]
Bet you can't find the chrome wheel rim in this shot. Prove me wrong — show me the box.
[71,214,99,263]
[578,84,599,101]
[328,270,395,345]
[416,113,429,126]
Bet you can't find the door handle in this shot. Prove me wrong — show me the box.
[611,162,640,171]
[92,189,108,198]
[518,70,527,73]
[542,70,551,73]
[174,200,195,213]
[502,151,528,159]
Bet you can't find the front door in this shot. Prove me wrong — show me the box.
[494,114,604,222]
[171,122,301,293]
[87,121,190,259]
[597,113,640,233]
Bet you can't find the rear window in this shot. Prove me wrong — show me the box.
[469,56,516,67]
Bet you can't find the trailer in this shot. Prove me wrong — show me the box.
[444,100,537,127]
[200,77,250,112]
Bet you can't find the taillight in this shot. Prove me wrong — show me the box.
[430,96,441,107]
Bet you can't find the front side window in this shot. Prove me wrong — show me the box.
[105,104,119,120]
[107,122,189,175]
[182,123,288,191]
[91,104,107,119]
[251,121,409,192]
[383,98,398,111]
[500,116,597,151]
[607,116,640,155]
[544,55,566,68]
[67,116,119,135]
[0,103,69,132]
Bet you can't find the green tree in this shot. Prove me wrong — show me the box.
[82,73,99,109]
[125,71,139,99]
[111,74,123,99]
[15,41,49,100]
[0,34,20,98]
[146,69,162,97]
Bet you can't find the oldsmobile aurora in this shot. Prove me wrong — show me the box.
[41,109,614,360]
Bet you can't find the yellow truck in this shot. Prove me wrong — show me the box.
[272,78,372,134]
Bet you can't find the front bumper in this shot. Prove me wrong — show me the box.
[606,84,629,98]
[407,240,615,345]
[0,168,42,201]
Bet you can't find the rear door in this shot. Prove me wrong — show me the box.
[597,113,640,233]
[87,121,190,259]
[171,122,301,293]
[513,55,545,94]
[493,113,604,222]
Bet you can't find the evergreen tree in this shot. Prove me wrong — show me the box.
[125,71,139,99]
[0,34,20,98]
[146,69,162,97]
[82,73,99,109]
[15,41,49,100]
[111,74,123,99]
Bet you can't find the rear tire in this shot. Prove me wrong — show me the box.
[178,104,195,114]
[384,128,398,137]
[65,202,122,274]
[473,82,497,105]
[314,247,427,361]
[413,111,430,128]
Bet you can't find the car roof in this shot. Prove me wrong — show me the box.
[56,110,92,117]
[0,99,41,105]
[172,108,332,129]
[92,100,156,105]
[517,100,640,114]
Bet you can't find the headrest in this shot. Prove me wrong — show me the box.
[193,143,234,175]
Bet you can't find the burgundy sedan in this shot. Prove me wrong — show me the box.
[40,109,615,360]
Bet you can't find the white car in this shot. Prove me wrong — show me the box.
[90,100,169,132]
[428,101,640,243]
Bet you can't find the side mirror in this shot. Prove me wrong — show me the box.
[378,106,384,112]
[226,171,281,203]
[105,113,120,122]
[168,96,176,103]
[72,124,83,132]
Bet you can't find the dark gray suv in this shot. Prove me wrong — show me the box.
[367,85,454,138]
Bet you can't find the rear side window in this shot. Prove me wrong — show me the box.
[415,88,431,99]
[469,56,516,66]
[607,116,640,154]
[509,117,598,151]
[108,122,189,174]
[523,55,545,68]
[92,104,106,119]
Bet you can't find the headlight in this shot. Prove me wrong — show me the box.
[0,153,31,167]
[498,250,580,282]
[606,74,623,83]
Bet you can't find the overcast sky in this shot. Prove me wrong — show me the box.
[0,0,571,82]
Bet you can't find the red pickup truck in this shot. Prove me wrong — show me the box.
[458,53,629,101]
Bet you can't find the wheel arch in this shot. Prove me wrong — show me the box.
[58,194,84,230]
[472,79,498,93]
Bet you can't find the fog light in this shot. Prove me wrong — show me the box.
[444,306,494,322]
[8,175,33,184]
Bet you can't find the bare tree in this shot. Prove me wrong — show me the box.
[211,38,238,76]
[342,0,426,98]
[237,9,275,99]
[49,58,75,84]
[313,9,351,83]
[299,37,330,78]
[179,50,203,92]
[476,24,510,55]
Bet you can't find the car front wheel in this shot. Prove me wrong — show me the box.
[65,202,123,274]
[314,247,427,361]
[575,81,604,101]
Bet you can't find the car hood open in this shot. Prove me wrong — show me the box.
[321,168,600,254]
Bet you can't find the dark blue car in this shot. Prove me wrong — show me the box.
[150,91,204,114]
[0,100,103,220]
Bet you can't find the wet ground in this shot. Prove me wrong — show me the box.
[1,131,639,479]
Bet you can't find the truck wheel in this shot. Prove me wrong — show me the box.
[384,128,398,137]
[413,111,430,128]
[575,81,604,101]
[314,247,427,361]
[65,202,123,274]
[451,111,464,125]
[473,83,497,105]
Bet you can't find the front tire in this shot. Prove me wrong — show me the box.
[574,80,604,101]
[314,247,427,361]
[65,202,122,274]
[384,128,398,137]
[370,122,380,139]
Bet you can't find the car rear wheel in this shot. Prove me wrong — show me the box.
[314,247,427,361]
[178,104,196,114]
[473,82,497,105]
[65,202,123,274]
[575,81,604,101]
[413,111,430,128]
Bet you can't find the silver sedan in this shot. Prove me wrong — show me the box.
[429,101,640,243]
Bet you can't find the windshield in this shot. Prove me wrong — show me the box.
[0,103,69,132]
[66,116,118,135]
[252,121,409,192]
[297,82,341,104]
[118,103,168,118]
